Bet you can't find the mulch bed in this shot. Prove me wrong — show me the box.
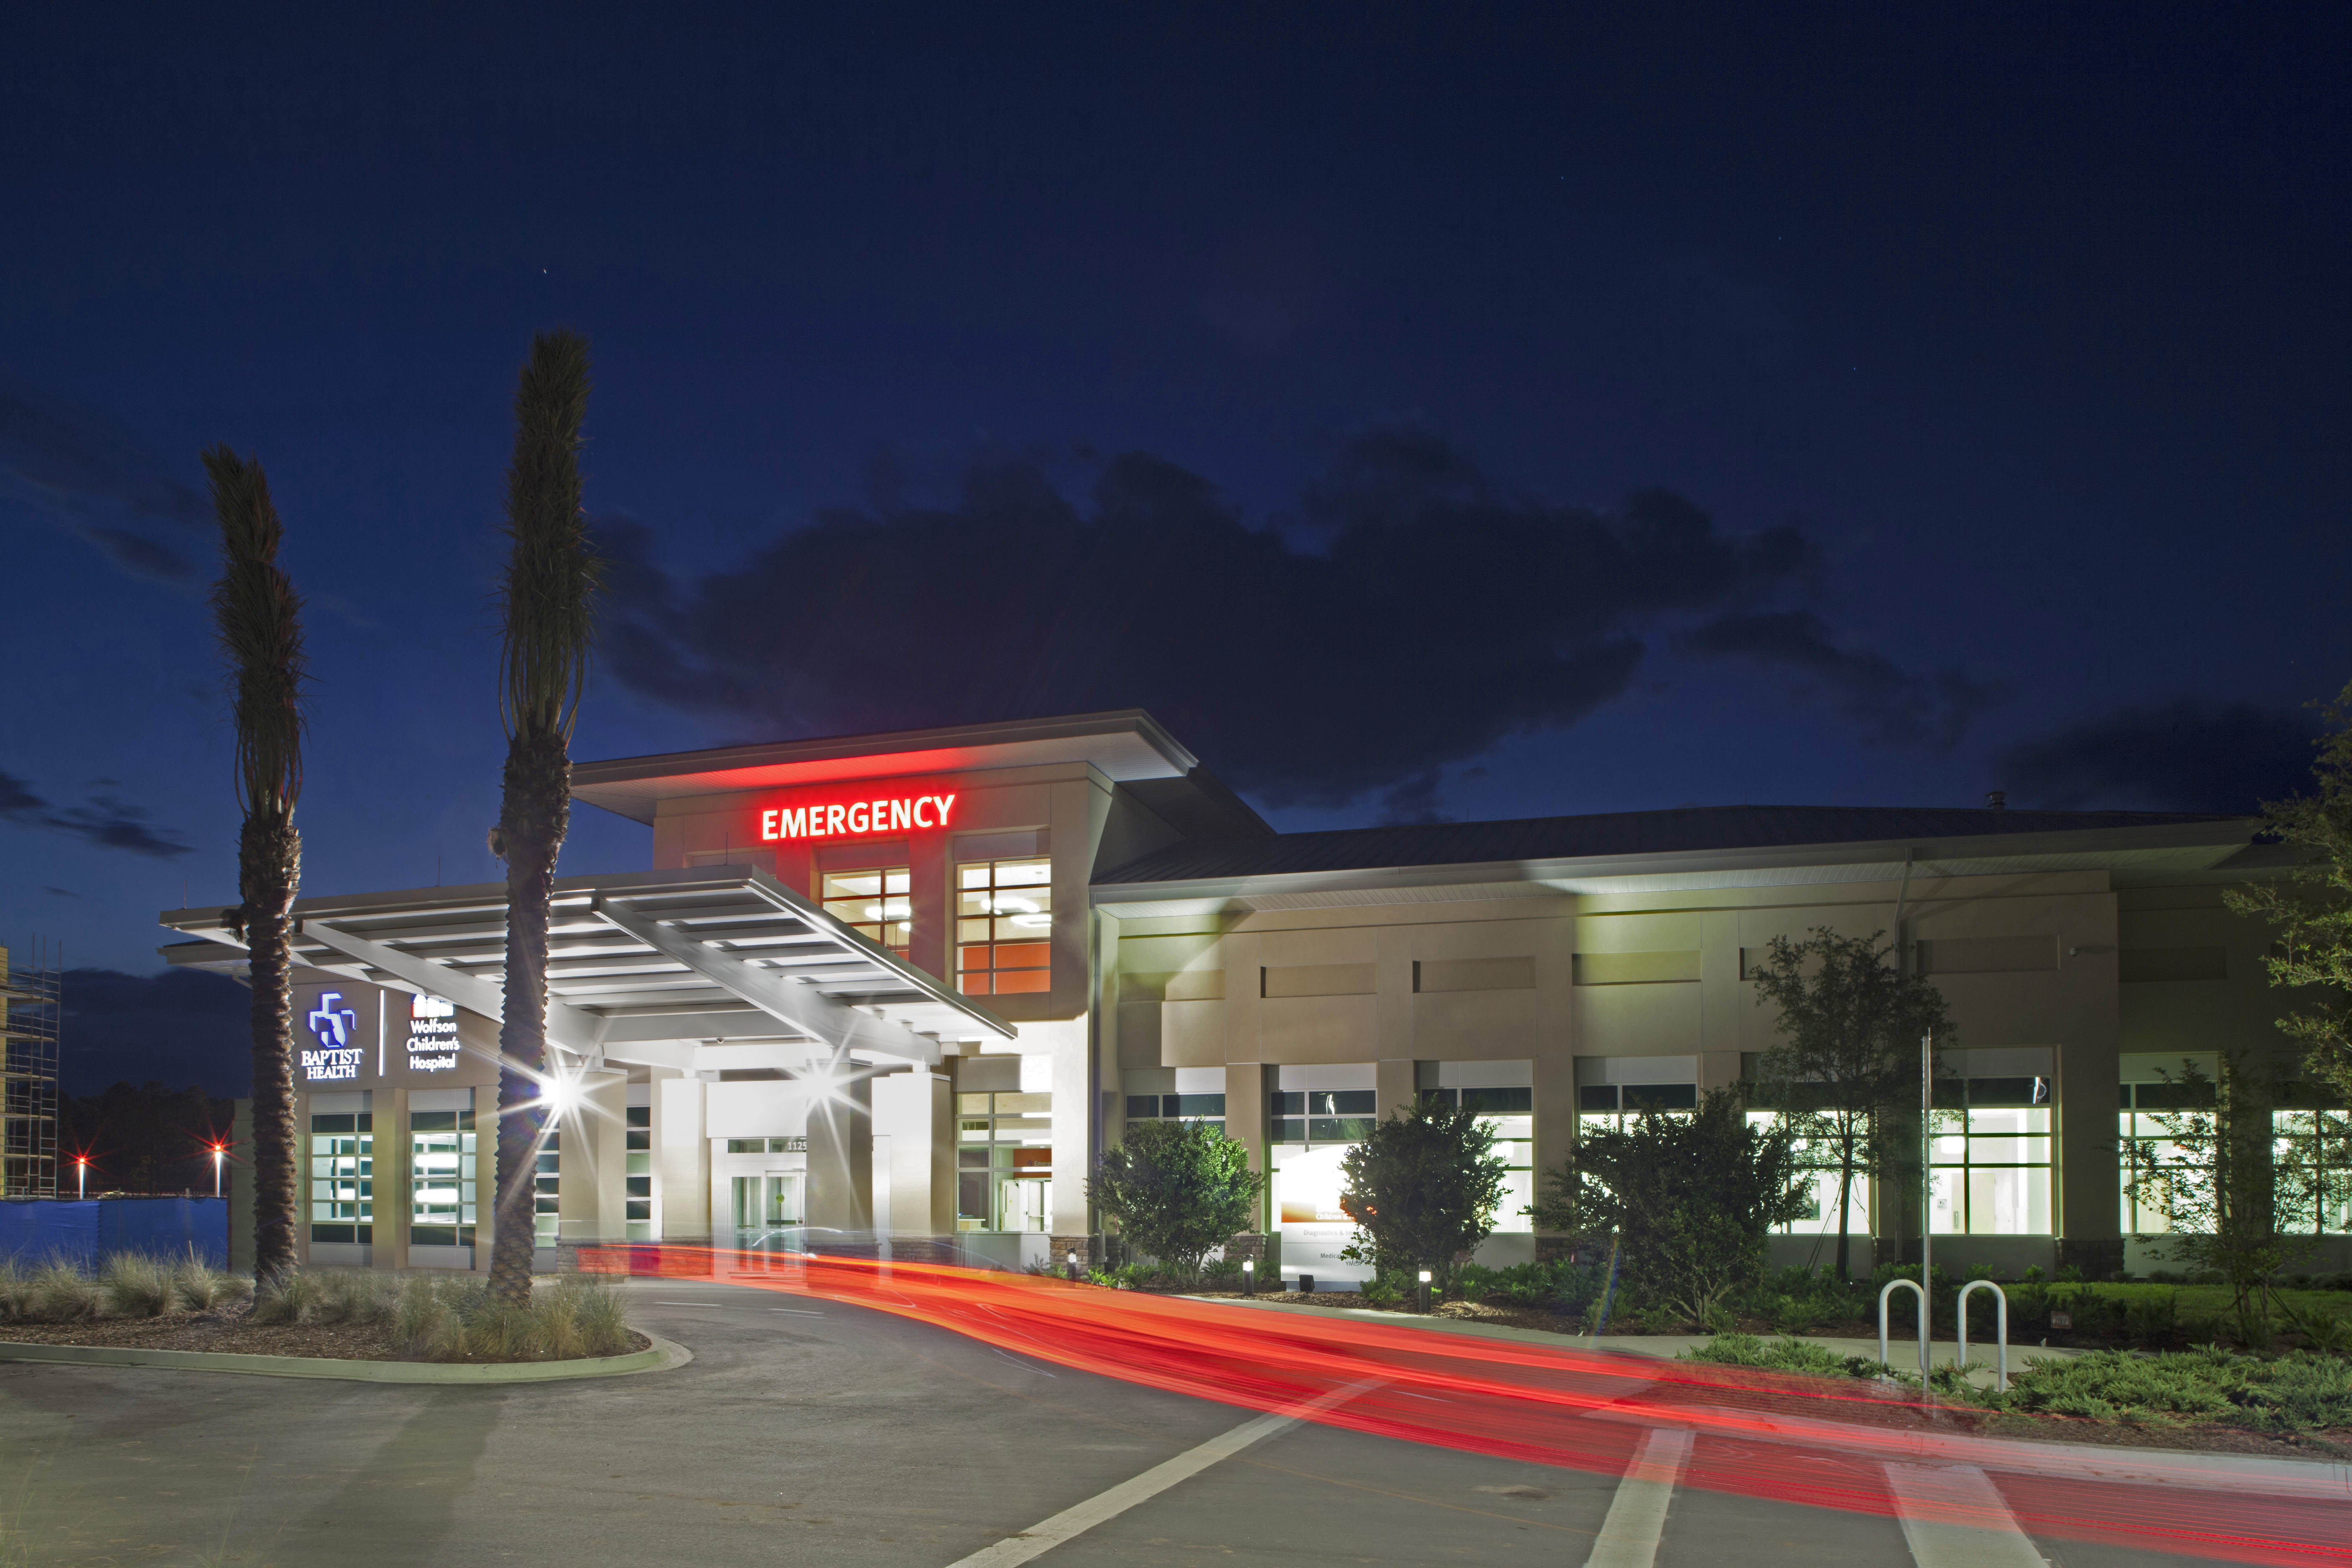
[0,1304,651,1363]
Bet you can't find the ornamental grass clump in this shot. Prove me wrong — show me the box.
[26,1262,101,1322]
[391,1272,630,1361]
[171,1256,250,1313]
[97,1253,175,1318]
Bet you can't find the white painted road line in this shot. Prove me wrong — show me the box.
[652,1300,718,1307]
[1583,1425,1693,1568]
[1884,1463,2047,1568]
[943,1381,1377,1568]
[767,1308,825,1316]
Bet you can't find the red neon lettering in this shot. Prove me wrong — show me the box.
[759,794,956,839]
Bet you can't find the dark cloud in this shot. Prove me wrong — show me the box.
[73,524,197,582]
[0,370,211,582]
[44,886,79,897]
[0,768,196,858]
[1995,699,2321,813]
[1374,769,1450,826]
[605,429,1816,806]
[1679,609,2007,753]
[0,768,42,818]
[59,967,251,1098]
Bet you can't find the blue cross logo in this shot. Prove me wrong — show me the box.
[307,992,356,1050]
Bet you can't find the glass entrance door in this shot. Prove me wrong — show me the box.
[731,1173,803,1236]
[1000,1178,1048,1233]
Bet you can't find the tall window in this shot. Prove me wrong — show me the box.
[956,1090,1051,1231]
[625,1105,653,1240]
[821,867,913,958]
[309,1111,372,1243]
[410,1106,478,1246]
[1931,1075,2053,1235]
[534,1129,559,1247]
[2275,1091,2352,1235]
[1743,1109,1873,1238]
[957,856,1051,995]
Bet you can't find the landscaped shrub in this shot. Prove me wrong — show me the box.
[97,1253,175,1318]
[27,1261,101,1321]
[171,1256,251,1313]
[2000,1346,2352,1434]
[1684,1332,1887,1379]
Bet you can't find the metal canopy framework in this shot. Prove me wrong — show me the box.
[160,866,1016,1069]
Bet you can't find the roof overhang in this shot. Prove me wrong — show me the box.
[1091,820,2267,918]
[570,709,1197,825]
[160,867,1016,1068]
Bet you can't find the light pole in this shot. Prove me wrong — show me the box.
[75,1155,88,1199]
[211,1142,226,1199]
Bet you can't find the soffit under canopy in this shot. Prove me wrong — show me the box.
[159,866,1015,1067]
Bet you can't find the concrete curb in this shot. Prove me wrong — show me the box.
[0,1332,692,1384]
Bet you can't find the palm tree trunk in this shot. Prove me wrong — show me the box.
[241,808,301,1279]
[488,728,569,1305]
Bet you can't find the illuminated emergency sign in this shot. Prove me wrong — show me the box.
[758,793,955,841]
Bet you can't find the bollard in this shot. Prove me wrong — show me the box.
[1416,1269,1432,1313]
[1067,1249,1080,1282]
[1242,1259,1255,1297]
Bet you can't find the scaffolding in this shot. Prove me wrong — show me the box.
[2,942,61,1199]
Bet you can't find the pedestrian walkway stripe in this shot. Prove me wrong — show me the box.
[1582,1425,1692,1568]
[943,1381,1378,1568]
[1883,1462,2047,1568]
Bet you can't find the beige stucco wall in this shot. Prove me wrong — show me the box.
[1106,866,2304,1250]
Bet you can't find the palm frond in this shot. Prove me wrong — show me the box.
[497,329,603,740]
[204,446,307,813]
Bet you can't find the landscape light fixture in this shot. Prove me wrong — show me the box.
[1417,1268,1433,1314]
[1067,1249,1080,1282]
[1242,1258,1255,1296]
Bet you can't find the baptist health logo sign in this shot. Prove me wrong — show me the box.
[302,993,365,1082]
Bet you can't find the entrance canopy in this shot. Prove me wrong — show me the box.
[160,866,1015,1072]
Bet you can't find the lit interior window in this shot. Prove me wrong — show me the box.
[956,857,1051,995]
[821,867,913,958]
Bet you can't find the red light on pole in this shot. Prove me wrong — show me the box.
[75,1155,88,1200]
[210,1143,225,1198]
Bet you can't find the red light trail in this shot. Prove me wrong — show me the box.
[585,1246,2350,1565]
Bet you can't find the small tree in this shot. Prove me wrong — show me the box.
[2227,677,2352,1104]
[1749,928,1953,1280]
[204,447,308,1282]
[1532,1088,1809,1327]
[1337,1097,1508,1287]
[1088,1120,1264,1281]
[2126,1054,2316,1337]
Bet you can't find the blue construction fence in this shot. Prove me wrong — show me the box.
[0,1198,230,1270]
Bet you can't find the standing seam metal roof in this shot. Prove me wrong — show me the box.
[1089,804,2249,885]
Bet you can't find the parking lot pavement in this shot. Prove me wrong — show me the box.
[0,1279,2294,1567]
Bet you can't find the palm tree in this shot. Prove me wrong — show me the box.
[487,330,601,1305]
[204,447,308,1282]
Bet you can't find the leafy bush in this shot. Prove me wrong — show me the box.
[1338,1098,1508,1288]
[1359,1275,1407,1310]
[1537,1089,1811,1326]
[1089,1121,1265,1283]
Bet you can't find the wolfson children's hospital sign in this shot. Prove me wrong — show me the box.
[758,792,956,841]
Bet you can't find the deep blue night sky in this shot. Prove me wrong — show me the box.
[7,6,2348,1017]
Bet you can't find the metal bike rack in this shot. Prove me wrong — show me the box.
[1957,1279,2009,1392]
[1878,1277,1929,1380]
